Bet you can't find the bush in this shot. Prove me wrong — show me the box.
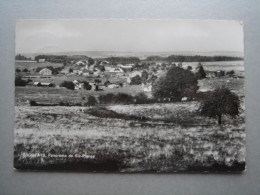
[60,81,75,90]
[226,70,235,76]
[82,81,92,90]
[99,93,133,104]
[99,93,115,104]
[59,101,70,106]
[130,75,142,85]
[104,80,111,87]
[141,70,149,83]
[15,75,27,86]
[29,100,37,106]
[134,92,148,104]
[114,93,133,104]
[87,96,97,106]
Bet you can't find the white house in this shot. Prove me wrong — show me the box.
[107,84,120,89]
[142,83,152,92]
[117,64,133,69]
[38,59,45,63]
[33,82,40,86]
[100,60,109,65]
[60,68,70,74]
[39,68,52,76]
[75,60,87,66]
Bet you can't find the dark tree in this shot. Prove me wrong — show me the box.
[36,67,42,72]
[151,67,157,73]
[15,75,27,86]
[147,74,157,83]
[99,65,105,72]
[195,63,206,79]
[135,92,148,104]
[141,70,149,83]
[23,68,29,72]
[87,96,97,106]
[152,66,198,101]
[130,75,142,85]
[200,86,240,125]
[82,81,92,90]
[16,68,21,73]
[60,81,75,90]
[226,70,235,76]
[104,80,111,87]
[187,66,192,71]
[69,68,73,73]
[88,58,94,66]
[94,79,101,84]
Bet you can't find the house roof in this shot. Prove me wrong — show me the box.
[41,82,51,85]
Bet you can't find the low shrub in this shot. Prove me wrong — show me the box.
[29,100,37,106]
[98,93,133,105]
[60,81,75,90]
[87,96,97,106]
[134,92,149,104]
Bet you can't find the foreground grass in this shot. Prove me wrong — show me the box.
[14,103,245,172]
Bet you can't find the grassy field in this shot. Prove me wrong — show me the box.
[14,102,245,172]
[15,85,143,106]
[15,77,245,106]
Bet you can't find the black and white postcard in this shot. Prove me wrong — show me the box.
[14,19,245,172]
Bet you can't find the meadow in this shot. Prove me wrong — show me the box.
[14,102,245,172]
[15,85,143,106]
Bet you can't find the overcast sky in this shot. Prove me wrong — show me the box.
[16,19,244,54]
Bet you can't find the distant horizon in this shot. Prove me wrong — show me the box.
[16,19,244,55]
[17,50,244,59]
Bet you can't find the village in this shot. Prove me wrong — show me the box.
[15,55,245,102]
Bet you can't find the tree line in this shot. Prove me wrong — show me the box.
[146,55,243,62]
[15,54,32,61]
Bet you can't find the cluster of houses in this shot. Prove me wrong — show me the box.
[27,58,244,94]
[206,70,244,79]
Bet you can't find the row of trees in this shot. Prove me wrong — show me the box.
[15,54,32,61]
[146,55,243,62]
[105,57,140,65]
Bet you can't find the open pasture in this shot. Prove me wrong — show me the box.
[14,103,245,172]
[15,85,143,106]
